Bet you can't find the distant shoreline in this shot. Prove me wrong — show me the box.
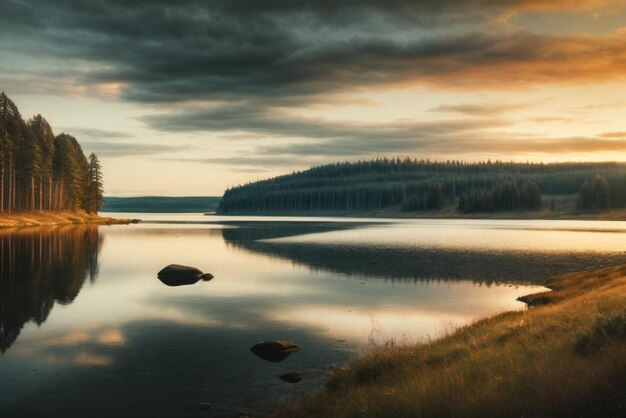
[212,206,626,221]
[0,211,132,229]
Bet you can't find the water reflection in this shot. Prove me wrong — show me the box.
[222,222,626,284]
[4,216,623,417]
[0,225,102,352]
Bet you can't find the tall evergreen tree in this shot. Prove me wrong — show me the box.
[28,115,55,210]
[87,153,104,213]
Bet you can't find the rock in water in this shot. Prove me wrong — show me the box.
[157,264,212,287]
[199,273,214,281]
[278,372,303,383]
[250,340,299,363]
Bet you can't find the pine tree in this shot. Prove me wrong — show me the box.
[28,115,55,210]
[0,93,97,213]
[87,153,104,213]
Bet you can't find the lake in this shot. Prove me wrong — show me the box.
[1,215,625,417]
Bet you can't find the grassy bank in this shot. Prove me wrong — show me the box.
[0,211,131,228]
[275,265,626,417]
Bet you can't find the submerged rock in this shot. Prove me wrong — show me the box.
[278,371,303,383]
[250,340,299,363]
[157,264,213,287]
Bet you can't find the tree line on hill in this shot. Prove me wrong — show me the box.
[217,158,626,214]
[0,93,103,213]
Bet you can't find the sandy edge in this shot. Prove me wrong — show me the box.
[0,211,133,229]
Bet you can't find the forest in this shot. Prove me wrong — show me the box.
[217,158,626,214]
[0,93,103,213]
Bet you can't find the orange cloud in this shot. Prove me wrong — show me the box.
[393,29,626,89]
[509,0,626,12]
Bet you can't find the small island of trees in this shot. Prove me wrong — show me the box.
[0,93,103,213]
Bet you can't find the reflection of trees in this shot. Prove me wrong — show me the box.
[221,222,364,242]
[0,225,103,352]
[222,224,626,284]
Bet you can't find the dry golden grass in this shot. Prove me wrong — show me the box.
[0,210,130,228]
[274,265,626,418]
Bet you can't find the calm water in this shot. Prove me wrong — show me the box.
[1,215,625,417]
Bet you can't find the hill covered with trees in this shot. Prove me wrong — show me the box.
[217,158,626,215]
[101,196,221,213]
[0,93,103,213]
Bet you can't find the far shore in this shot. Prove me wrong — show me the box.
[210,193,626,221]
[0,210,133,229]
[211,207,626,221]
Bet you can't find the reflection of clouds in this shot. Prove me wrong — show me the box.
[147,306,227,328]
[43,326,126,348]
[97,330,125,346]
[46,329,91,346]
[150,278,544,346]
[264,306,466,343]
[10,325,125,367]
[260,285,537,344]
[41,352,113,367]
[74,352,113,366]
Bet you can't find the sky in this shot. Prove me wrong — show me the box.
[1,1,626,196]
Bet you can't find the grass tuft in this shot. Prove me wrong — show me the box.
[576,310,626,356]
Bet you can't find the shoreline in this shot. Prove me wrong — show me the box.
[0,210,133,229]
[212,208,626,221]
[274,264,626,417]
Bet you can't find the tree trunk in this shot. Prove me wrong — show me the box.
[1,160,4,212]
[59,174,64,211]
[8,155,12,213]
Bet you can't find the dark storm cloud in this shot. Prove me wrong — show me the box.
[2,0,626,163]
[2,0,626,106]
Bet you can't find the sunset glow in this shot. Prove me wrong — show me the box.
[1,1,626,195]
